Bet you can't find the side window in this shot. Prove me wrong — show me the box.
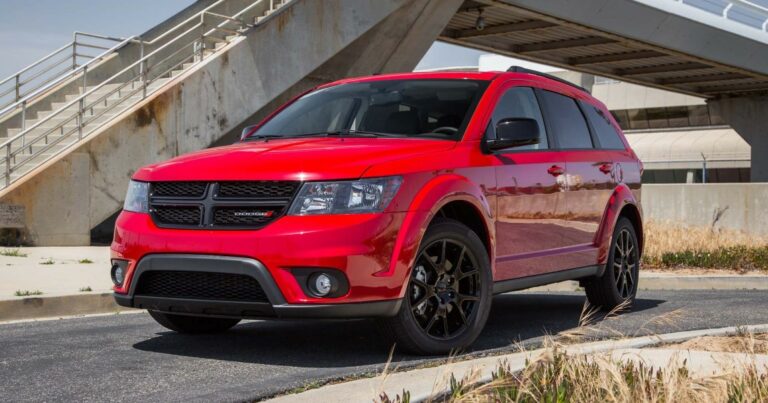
[539,90,593,149]
[581,102,626,150]
[486,87,548,151]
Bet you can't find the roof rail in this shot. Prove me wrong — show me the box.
[506,66,591,94]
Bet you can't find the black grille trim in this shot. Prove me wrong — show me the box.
[135,270,269,303]
[148,181,300,230]
[217,181,299,200]
[151,182,207,198]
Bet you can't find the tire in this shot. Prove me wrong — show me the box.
[380,218,492,355]
[585,217,641,311]
[148,311,241,334]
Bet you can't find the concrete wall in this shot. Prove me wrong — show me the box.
[3,0,461,245]
[642,183,768,235]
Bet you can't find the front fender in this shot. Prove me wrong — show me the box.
[377,173,495,298]
[594,183,643,264]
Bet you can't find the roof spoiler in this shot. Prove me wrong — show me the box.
[507,66,591,94]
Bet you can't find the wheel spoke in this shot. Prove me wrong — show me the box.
[425,314,438,333]
[459,293,480,303]
[442,315,449,337]
[453,301,468,325]
[456,246,466,272]
[458,269,478,281]
[626,265,635,287]
[420,251,440,273]
[412,278,430,290]
[412,291,431,308]
[439,240,447,271]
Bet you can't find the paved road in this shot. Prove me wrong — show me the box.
[1,290,767,402]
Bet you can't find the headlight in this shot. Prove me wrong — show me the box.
[123,180,149,213]
[288,176,402,215]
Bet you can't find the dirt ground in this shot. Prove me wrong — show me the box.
[666,333,768,354]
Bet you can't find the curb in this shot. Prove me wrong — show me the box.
[531,273,768,292]
[0,293,133,322]
[266,323,768,403]
[0,274,765,323]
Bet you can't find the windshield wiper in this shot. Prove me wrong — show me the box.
[243,130,406,142]
[241,134,286,142]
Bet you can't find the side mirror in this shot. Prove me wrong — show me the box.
[240,124,258,141]
[485,117,540,151]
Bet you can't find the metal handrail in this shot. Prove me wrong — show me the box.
[677,0,768,32]
[1,0,285,187]
[0,35,138,120]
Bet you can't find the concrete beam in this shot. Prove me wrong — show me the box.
[447,20,556,39]
[708,96,768,182]
[513,36,616,53]
[500,0,768,77]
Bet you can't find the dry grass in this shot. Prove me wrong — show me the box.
[643,220,768,271]
[644,220,768,259]
[442,342,768,403]
[376,298,768,403]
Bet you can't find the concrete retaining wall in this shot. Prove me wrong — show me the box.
[642,183,768,235]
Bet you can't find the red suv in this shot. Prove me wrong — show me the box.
[112,67,642,354]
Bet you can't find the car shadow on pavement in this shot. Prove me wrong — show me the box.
[132,293,663,367]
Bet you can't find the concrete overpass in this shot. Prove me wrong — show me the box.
[440,0,768,182]
[3,0,768,245]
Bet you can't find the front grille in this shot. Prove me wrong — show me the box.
[135,271,269,302]
[148,181,300,229]
[152,182,207,198]
[218,181,298,199]
[213,206,282,226]
[153,205,201,226]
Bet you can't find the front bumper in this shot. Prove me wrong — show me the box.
[112,210,419,304]
[114,254,402,319]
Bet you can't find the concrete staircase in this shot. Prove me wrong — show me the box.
[0,0,462,245]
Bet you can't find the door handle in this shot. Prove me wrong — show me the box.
[599,163,613,174]
[547,165,564,176]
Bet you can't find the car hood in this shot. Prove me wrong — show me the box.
[133,137,456,182]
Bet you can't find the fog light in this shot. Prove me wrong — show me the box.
[111,260,127,286]
[315,273,333,297]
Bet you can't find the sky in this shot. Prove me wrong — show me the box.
[0,0,539,81]
[2,0,767,80]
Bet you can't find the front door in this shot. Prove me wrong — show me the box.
[537,90,614,268]
[491,85,571,280]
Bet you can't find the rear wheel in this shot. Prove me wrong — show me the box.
[148,311,241,334]
[380,218,492,355]
[585,217,640,310]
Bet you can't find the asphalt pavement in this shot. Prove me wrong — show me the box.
[1,290,767,402]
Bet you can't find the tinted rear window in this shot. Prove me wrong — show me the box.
[539,90,593,149]
[582,101,626,150]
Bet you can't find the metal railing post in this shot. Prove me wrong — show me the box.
[78,98,84,140]
[141,59,148,99]
[14,74,20,102]
[5,144,10,186]
[138,38,144,78]
[20,101,26,133]
[72,33,78,70]
[82,65,88,93]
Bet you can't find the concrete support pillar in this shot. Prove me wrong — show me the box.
[708,96,768,182]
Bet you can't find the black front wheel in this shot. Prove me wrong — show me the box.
[148,311,241,334]
[380,218,492,355]
[585,217,641,310]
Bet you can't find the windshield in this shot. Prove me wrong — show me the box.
[249,79,488,140]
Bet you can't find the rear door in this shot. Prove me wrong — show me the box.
[490,84,571,280]
[537,90,614,269]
